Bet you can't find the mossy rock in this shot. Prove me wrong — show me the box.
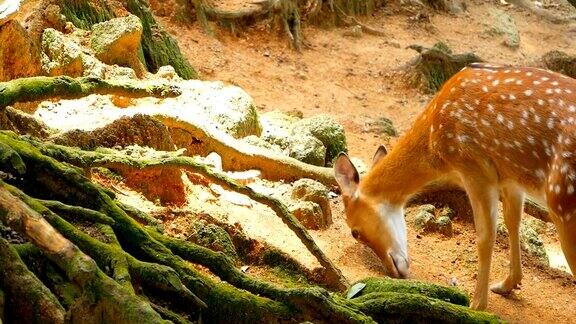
[485,8,520,48]
[41,28,83,77]
[288,201,325,230]
[291,115,347,166]
[364,116,398,137]
[192,220,238,261]
[242,135,283,153]
[406,42,482,92]
[260,110,300,148]
[291,178,332,227]
[285,135,326,166]
[497,217,548,265]
[91,14,143,66]
[60,0,198,79]
[414,209,436,232]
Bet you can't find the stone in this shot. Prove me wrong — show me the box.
[41,28,83,76]
[364,116,398,137]
[414,209,436,232]
[209,96,261,138]
[438,206,456,219]
[242,135,282,153]
[192,220,238,260]
[539,50,576,79]
[81,53,106,78]
[497,217,548,265]
[260,110,300,148]
[91,14,146,77]
[343,25,363,38]
[486,9,520,49]
[436,215,453,236]
[44,4,66,31]
[0,20,42,81]
[51,114,175,151]
[285,135,326,166]
[289,201,325,230]
[156,65,181,81]
[105,66,138,80]
[34,80,262,140]
[291,115,347,166]
[291,178,332,228]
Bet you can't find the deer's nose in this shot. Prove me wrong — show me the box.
[389,252,410,279]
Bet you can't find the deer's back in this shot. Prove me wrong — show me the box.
[425,64,576,218]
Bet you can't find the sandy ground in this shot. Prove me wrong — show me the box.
[152,2,576,322]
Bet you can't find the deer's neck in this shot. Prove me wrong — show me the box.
[360,119,443,205]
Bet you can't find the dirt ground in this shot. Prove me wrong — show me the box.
[150,1,576,322]
[152,1,576,322]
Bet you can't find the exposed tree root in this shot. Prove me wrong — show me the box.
[162,118,336,186]
[506,0,576,23]
[0,130,501,323]
[403,42,483,92]
[0,237,65,323]
[38,199,116,225]
[0,76,181,108]
[536,50,576,79]
[0,184,167,323]
[16,132,347,290]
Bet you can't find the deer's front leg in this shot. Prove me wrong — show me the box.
[491,185,524,295]
[462,176,499,311]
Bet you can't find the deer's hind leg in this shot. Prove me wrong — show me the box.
[491,184,524,295]
[556,214,576,275]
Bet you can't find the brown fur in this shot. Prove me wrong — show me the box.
[335,64,576,310]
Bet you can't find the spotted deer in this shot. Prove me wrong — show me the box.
[334,63,576,310]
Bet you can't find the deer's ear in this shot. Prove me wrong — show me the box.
[334,153,359,197]
[372,145,388,166]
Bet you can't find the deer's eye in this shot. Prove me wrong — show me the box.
[351,229,360,239]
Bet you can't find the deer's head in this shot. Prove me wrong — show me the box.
[334,146,410,278]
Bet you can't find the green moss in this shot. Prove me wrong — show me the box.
[61,0,115,29]
[126,0,198,79]
[352,292,501,323]
[351,277,470,306]
[60,0,198,79]
[192,220,239,261]
[291,115,347,166]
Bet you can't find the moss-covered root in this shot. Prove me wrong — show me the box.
[13,186,207,311]
[59,0,197,79]
[151,230,374,323]
[20,133,347,290]
[125,0,199,79]
[351,292,501,323]
[0,184,168,324]
[0,76,181,108]
[0,238,66,324]
[38,199,115,225]
[404,43,483,92]
[116,200,161,226]
[352,277,470,306]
